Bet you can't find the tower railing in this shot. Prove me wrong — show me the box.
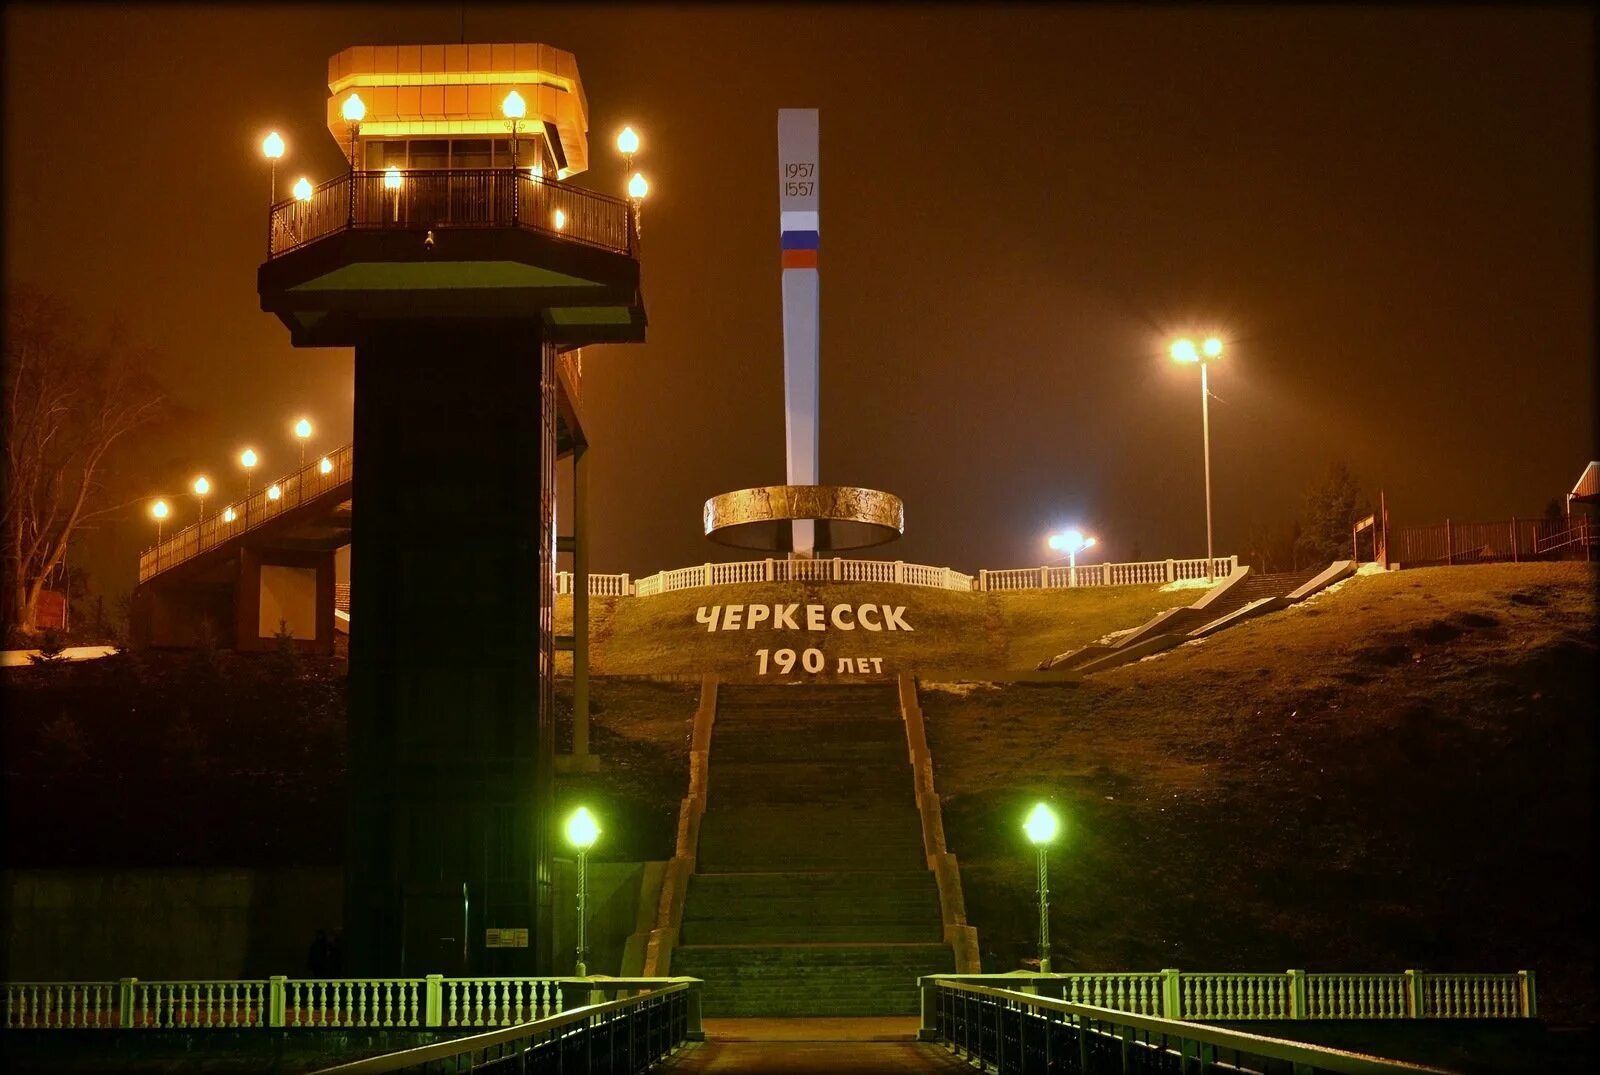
[267,170,635,259]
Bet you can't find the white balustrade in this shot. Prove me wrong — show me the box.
[284,978,422,1028]
[4,982,119,1028]
[442,978,563,1027]
[1303,973,1408,1019]
[1054,973,1165,1015]
[134,980,270,1028]
[1179,973,1290,1020]
[1423,973,1522,1018]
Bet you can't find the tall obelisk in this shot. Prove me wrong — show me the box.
[701,111,903,556]
[778,108,820,558]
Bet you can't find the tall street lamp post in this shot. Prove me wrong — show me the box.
[192,476,210,521]
[294,418,313,467]
[565,806,600,976]
[1024,802,1060,973]
[150,500,170,567]
[1170,336,1224,578]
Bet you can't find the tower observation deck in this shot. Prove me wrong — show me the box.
[257,42,645,977]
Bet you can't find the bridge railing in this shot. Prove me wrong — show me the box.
[920,969,1536,1023]
[2,974,627,1030]
[138,443,354,584]
[311,978,700,1075]
[924,980,1457,1075]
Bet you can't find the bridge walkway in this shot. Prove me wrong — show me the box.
[659,1018,970,1073]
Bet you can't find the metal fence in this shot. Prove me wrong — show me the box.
[1388,516,1591,566]
[267,169,635,259]
[927,980,1457,1075]
[312,979,699,1075]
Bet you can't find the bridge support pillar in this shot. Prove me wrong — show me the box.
[235,546,336,655]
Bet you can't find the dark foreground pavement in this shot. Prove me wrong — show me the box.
[658,1018,973,1073]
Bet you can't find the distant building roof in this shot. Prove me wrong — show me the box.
[1570,461,1600,503]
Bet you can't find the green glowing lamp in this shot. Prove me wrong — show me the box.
[1024,802,1059,847]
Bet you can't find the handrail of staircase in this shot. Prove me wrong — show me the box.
[640,675,717,976]
[898,673,981,973]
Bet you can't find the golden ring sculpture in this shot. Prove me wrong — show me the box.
[703,485,904,551]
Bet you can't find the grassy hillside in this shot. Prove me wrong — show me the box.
[920,563,1597,1021]
[553,581,1197,676]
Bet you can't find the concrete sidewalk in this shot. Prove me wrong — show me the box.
[659,1019,972,1073]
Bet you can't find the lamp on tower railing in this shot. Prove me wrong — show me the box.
[627,172,649,239]
[616,126,639,174]
[262,131,285,205]
[342,93,366,227]
[502,90,527,168]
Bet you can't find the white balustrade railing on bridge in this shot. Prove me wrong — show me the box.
[557,554,1234,599]
[138,443,354,584]
[3,975,569,1030]
[8,969,1536,1030]
[918,968,1536,1021]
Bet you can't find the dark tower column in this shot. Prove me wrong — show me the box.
[346,321,556,975]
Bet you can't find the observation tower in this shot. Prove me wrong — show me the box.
[257,43,644,975]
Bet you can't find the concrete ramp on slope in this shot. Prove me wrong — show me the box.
[1038,561,1355,675]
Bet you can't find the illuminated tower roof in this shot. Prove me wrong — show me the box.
[325,43,590,175]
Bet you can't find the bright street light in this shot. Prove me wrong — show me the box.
[151,499,170,545]
[552,208,566,231]
[267,483,282,502]
[240,449,259,495]
[1170,335,1225,577]
[1023,802,1060,973]
[617,126,639,173]
[193,476,210,518]
[627,172,649,237]
[294,418,313,465]
[341,93,365,171]
[565,806,601,975]
[223,506,236,524]
[502,90,526,168]
[319,457,334,476]
[293,177,313,202]
[262,131,285,203]
[1046,530,1097,585]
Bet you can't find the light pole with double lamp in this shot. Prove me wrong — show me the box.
[1170,336,1224,578]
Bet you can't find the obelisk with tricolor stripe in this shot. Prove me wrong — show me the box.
[778,108,820,558]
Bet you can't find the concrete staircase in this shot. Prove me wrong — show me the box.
[670,683,955,1016]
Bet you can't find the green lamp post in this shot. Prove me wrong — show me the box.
[1024,802,1060,973]
[565,806,600,976]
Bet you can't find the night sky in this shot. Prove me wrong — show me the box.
[4,4,1594,601]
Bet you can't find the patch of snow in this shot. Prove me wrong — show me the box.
[923,681,1000,696]
[1159,577,1220,592]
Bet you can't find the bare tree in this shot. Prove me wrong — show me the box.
[3,287,165,634]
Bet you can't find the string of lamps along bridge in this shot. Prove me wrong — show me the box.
[146,416,332,538]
